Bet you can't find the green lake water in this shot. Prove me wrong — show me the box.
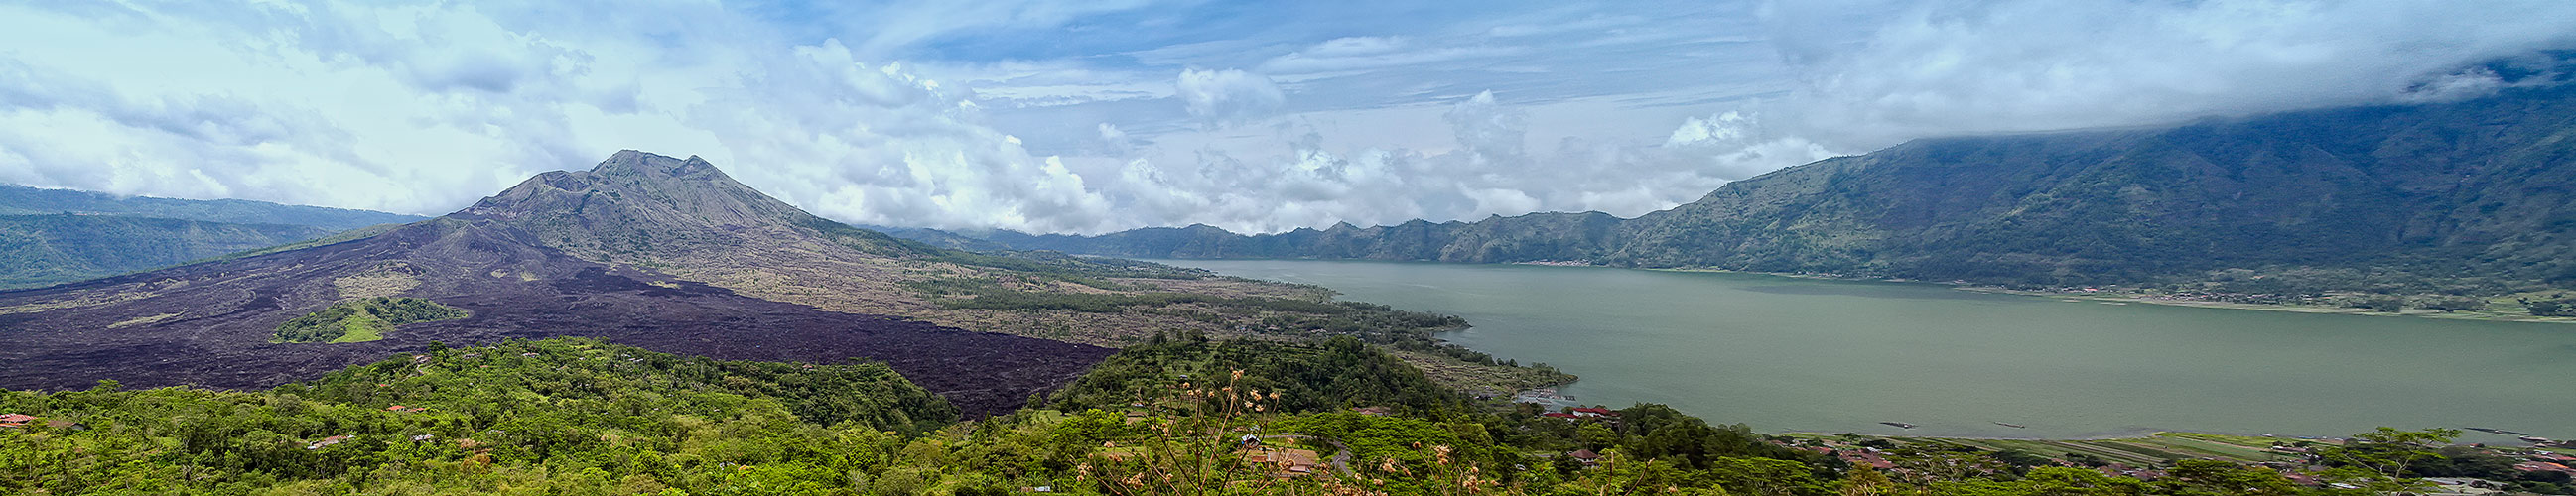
[1158,259,2576,441]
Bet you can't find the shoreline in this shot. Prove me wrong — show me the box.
[1621,265,2576,324]
[1963,287,2576,323]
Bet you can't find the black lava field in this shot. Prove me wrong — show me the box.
[0,221,1109,416]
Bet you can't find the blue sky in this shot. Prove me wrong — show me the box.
[2,0,2572,233]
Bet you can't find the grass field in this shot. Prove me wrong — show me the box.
[326,312,390,343]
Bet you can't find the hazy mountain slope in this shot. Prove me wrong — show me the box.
[917,85,2576,293]
[0,184,425,230]
[943,212,1623,263]
[856,224,1015,252]
[0,215,338,289]
[0,185,429,289]
[1613,84,2576,288]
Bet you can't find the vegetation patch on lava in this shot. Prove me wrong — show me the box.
[271,297,468,343]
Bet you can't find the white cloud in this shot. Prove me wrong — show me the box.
[1256,37,1522,77]
[1763,0,2576,146]
[1174,68,1285,127]
[0,0,1139,233]
[689,39,1117,231]
[6,0,2575,238]
[1087,91,1837,233]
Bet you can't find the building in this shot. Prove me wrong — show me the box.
[308,435,355,450]
[1243,445,1322,477]
[0,414,34,429]
[1568,449,1603,466]
[2517,461,2575,474]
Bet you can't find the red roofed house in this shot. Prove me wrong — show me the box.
[0,414,34,429]
[308,435,355,450]
[2519,461,2575,474]
[1568,449,1602,465]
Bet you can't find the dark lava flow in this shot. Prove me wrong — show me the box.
[0,221,1109,417]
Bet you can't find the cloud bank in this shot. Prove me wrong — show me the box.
[1764,0,2576,145]
[0,1,2571,235]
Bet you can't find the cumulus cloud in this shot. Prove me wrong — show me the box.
[0,0,1135,233]
[1174,68,1285,127]
[688,40,1115,231]
[1089,91,1837,233]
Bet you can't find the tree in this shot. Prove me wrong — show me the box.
[2521,297,2576,316]
[2415,296,2487,312]
[1837,466,1910,496]
[2153,459,2303,495]
[2315,427,2459,492]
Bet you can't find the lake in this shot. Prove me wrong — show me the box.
[1158,259,2576,441]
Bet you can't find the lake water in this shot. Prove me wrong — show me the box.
[1159,259,2576,441]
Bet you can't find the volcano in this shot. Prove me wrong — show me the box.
[0,151,1112,415]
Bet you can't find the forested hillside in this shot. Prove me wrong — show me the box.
[909,85,2576,300]
[0,185,424,230]
[0,215,338,289]
[0,185,427,289]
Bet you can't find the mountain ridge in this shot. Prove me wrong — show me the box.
[887,84,2576,299]
[0,183,425,230]
[0,185,430,289]
[0,215,339,289]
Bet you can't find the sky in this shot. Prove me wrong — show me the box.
[1,1,2572,234]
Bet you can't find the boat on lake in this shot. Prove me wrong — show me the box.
[1880,422,1917,430]
[1993,422,2026,429]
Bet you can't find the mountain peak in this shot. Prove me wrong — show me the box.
[592,150,725,181]
[455,152,825,262]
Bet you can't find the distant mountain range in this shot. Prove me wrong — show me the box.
[0,186,429,289]
[884,85,2576,296]
[0,185,423,230]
